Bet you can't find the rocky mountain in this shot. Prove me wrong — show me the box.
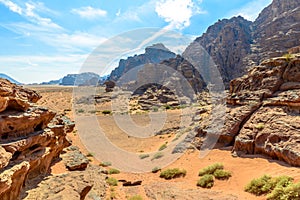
[109,43,176,81]
[0,79,75,199]
[60,72,101,86]
[0,73,21,85]
[184,0,300,87]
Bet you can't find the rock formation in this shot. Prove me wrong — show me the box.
[0,79,75,200]
[194,55,300,167]
[60,72,100,86]
[183,0,300,87]
[109,43,176,81]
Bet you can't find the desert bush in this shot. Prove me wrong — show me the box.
[213,169,232,180]
[128,195,143,200]
[77,109,85,113]
[159,168,186,179]
[139,154,150,159]
[86,152,94,157]
[283,53,294,62]
[198,163,224,176]
[197,174,214,188]
[108,168,120,174]
[152,106,159,112]
[151,166,161,173]
[151,152,164,160]
[100,161,112,167]
[255,123,265,130]
[245,175,294,197]
[106,177,118,186]
[158,144,167,151]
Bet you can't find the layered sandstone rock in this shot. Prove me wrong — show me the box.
[0,79,74,200]
[227,56,300,166]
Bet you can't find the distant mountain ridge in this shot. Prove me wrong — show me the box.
[0,73,21,84]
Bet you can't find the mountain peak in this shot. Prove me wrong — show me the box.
[145,43,171,52]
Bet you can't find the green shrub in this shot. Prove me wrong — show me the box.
[152,106,159,112]
[139,154,150,159]
[151,152,164,160]
[77,109,85,113]
[159,168,186,179]
[108,168,120,174]
[213,169,232,180]
[158,144,167,151]
[198,163,224,176]
[100,161,112,167]
[283,53,294,62]
[102,110,112,115]
[279,182,300,200]
[197,174,214,188]
[151,166,161,173]
[86,152,94,157]
[245,175,294,197]
[245,175,273,195]
[106,177,118,186]
[128,195,143,200]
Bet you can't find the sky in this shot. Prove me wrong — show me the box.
[0,0,272,84]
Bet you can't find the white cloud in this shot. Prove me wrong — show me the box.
[0,0,22,14]
[71,6,107,19]
[155,0,205,29]
[229,0,272,21]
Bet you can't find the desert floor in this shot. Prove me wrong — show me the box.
[28,85,300,200]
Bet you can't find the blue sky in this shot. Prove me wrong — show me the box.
[0,0,272,83]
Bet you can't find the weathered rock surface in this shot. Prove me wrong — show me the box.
[228,56,300,166]
[0,79,74,200]
[22,165,107,200]
[61,146,89,171]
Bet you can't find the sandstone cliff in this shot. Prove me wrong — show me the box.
[184,0,300,88]
[0,79,74,200]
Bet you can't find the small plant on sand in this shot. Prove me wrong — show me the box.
[282,53,294,62]
[152,106,159,112]
[159,168,186,179]
[102,110,112,115]
[128,195,143,200]
[139,154,150,159]
[198,163,224,176]
[108,168,120,174]
[151,152,164,160]
[245,175,294,197]
[86,152,94,157]
[158,143,167,151]
[106,177,118,186]
[197,174,214,188]
[100,161,112,167]
[151,166,161,173]
[77,109,85,113]
[213,169,232,180]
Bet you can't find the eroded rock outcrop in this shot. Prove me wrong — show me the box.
[227,56,300,166]
[0,79,75,200]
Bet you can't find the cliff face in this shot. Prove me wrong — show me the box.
[109,43,176,81]
[0,79,74,200]
[190,16,252,86]
[184,0,300,87]
[253,0,300,61]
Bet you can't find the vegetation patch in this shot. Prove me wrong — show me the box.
[151,152,164,161]
[255,123,265,130]
[108,168,120,174]
[100,161,112,167]
[213,169,232,180]
[158,144,167,151]
[139,154,150,159]
[128,195,143,200]
[245,175,297,199]
[198,163,224,176]
[106,177,118,186]
[197,174,214,188]
[151,166,161,173]
[159,168,186,179]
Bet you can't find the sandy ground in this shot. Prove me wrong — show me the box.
[27,85,300,200]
